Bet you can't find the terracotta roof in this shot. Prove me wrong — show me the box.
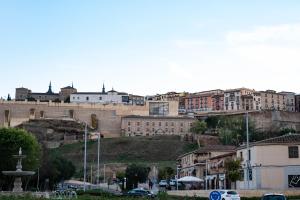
[209,152,235,160]
[178,145,236,159]
[195,145,236,153]
[253,134,300,145]
[238,134,300,149]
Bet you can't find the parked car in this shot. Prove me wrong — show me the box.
[218,190,240,200]
[169,179,176,186]
[126,188,155,198]
[158,180,168,187]
[261,193,287,200]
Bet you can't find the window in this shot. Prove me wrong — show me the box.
[137,122,140,126]
[86,96,89,101]
[99,97,102,100]
[146,122,149,126]
[128,122,131,126]
[152,122,155,126]
[289,146,299,158]
[165,122,168,126]
[240,151,243,159]
[128,127,130,131]
[159,122,161,126]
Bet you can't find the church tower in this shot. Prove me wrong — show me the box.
[102,83,106,94]
[47,81,53,94]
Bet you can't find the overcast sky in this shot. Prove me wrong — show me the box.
[1,0,300,98]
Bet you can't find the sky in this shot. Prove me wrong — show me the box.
[1,0,300,98]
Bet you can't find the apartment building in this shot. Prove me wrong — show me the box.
[260,90,286,111]
[224,88,255,111]
[296,94,300,112]
[177,146,236,189]
[278,92,295,112]
[185,90,223,113]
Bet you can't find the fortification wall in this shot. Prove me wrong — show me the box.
[0,100,178,138]
[0,101,121,137]
[249,111,300,132]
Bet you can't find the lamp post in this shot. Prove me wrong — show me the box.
[36,167,39,191]
[246,112,250,190]
[97,133,100,187]
[176,166,179,190]
[205,159,208,190]
[83,122,88,191]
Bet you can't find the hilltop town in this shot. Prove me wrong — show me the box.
[1,82,300,195]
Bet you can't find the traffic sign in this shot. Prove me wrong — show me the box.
[209,190,221,200]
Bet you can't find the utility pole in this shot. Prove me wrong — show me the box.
[91,164,93,184]
[176,165,179,190]
[83,123,87,191]
[246,112,250,190]
[97,133,100,187]
[205,159,208,190]
[104,164,106,183]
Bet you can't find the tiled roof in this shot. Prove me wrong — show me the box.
[195,145,236,153]
[238,134,300,150]
[178,145,236,159]
[253,134,300,145]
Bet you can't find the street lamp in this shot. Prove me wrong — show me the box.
[83,122,88,191]
[246,112,250,190]
[176,165,181,190]
[97,133,101,187]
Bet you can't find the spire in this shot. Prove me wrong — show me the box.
[47,81,53,94]
[72,82,74,88]
[7,94,11,101]
[102,83,105,93]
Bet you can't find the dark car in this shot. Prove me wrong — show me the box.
[125,188,155,198]
[261,194,287,200]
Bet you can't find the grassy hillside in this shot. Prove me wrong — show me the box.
[51,135,199,168]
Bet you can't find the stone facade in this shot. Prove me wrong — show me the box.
[278,91,295,112]
[260,90,286,111]
[0,100,178,137]
[121,115,196,136]
[15,82,76,102]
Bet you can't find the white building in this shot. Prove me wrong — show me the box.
[70,85,129,104]
[236,134,300,190]
[224,88,255,111]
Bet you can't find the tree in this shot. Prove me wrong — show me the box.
[190,120,207,147]
[190,120,207,134]
[224,159,242,189]
[158,167,175,181]
[0,128,41,190]
[217,116,256,146]
[125,164,150,190]
[31,147,76,191]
